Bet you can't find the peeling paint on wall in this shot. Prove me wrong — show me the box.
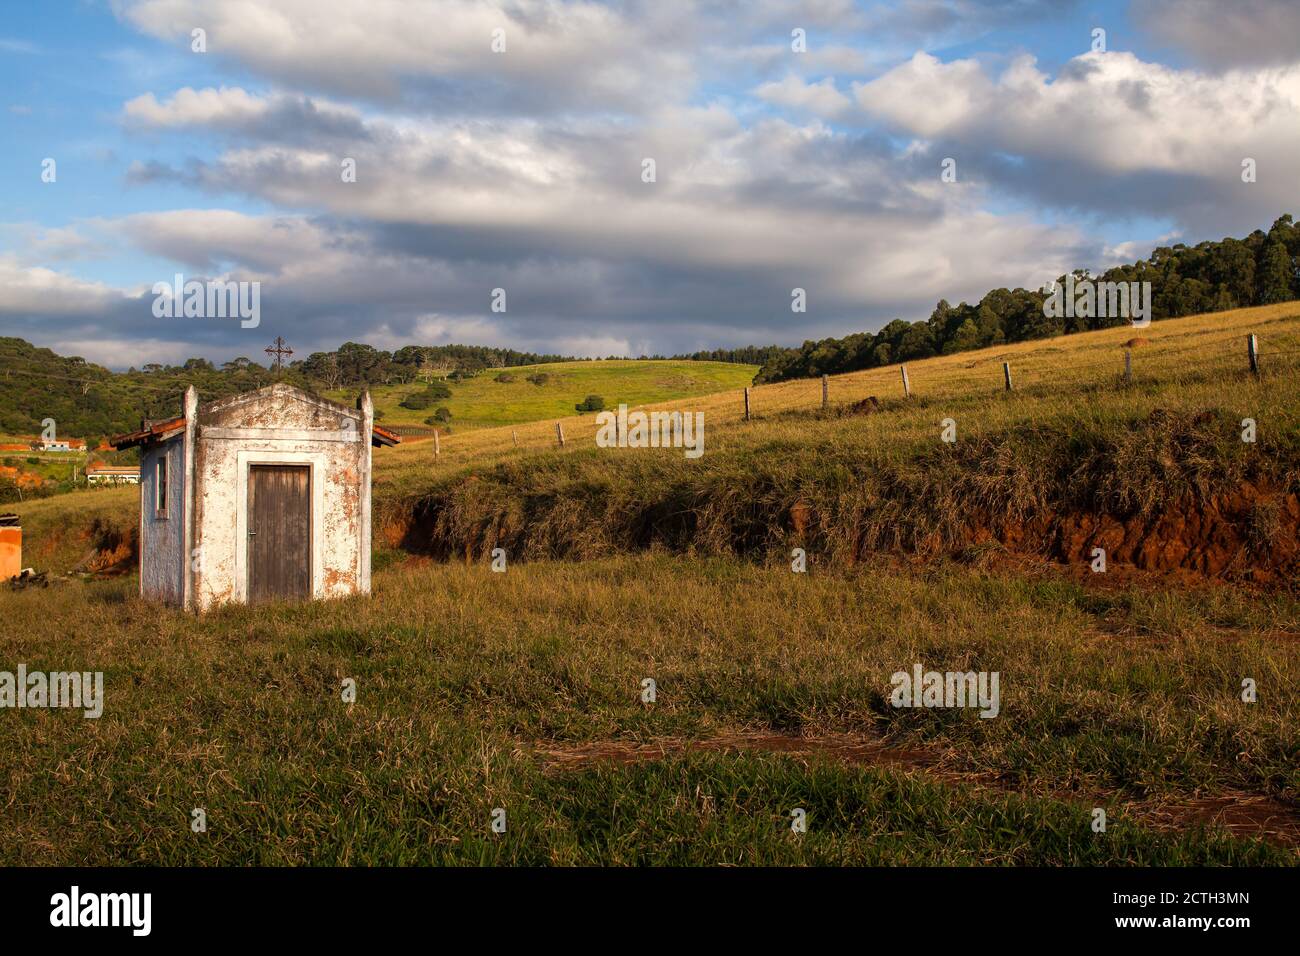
[127,384,377,612]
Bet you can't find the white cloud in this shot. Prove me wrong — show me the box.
[125,86,285,127]
[7,0,1284,366]
[0,38,38,54]
[1135,0,1300,69]
[856,50,1300,177]
[754,75,852,119]
[852,49,1300,232]
[0,224,107,264]
[47,337,202,368]
[115,0,696,111]
[115,209,351,276]
[854,52,991,137]
[0,256,125,314]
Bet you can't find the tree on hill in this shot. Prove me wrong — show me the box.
[400,392,434,410]
[754,213,1300,384]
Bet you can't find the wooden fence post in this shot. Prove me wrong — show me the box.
[900,364,911,398]
[512,429,518,447]
[743,387,751,421]
[1002,362,1013,391]
[556,422,565,447]
[821,374,828,409]
[1124,350,1132,383]
[433,429,440,459]
[1248,334,1259,376]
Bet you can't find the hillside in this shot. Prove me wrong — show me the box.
[0,336,761,443]
[0,336,755,497]
[369,302,1300,583]
[334,359,758,430]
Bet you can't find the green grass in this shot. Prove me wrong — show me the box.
[1,453,81,482]
[329,359,757,430]
[0,555,1295,864]
[4,485,135,572]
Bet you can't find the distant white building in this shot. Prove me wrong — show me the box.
[111,384,399,611]
[38,438,85,452]
[86,466,140,485]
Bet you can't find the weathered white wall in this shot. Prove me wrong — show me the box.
[138,436,186,604]
[190,385,370,611]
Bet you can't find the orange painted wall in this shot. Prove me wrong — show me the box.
[0,527,20,580]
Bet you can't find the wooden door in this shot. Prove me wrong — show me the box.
[247,464,311,603]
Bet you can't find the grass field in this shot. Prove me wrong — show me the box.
[325,359,758,430]
[2,303,1299,865]
[2,555,1295,864]
[3,485,136,573]
[375,302,1300,487]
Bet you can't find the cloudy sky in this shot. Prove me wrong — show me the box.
[2,0,1298,368]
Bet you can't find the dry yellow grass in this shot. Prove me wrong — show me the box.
[375,302,1300,492]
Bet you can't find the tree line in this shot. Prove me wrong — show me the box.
[294,343,579,389]
[753,214,1300,383]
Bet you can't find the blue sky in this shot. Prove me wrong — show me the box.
[2,0,1297,367]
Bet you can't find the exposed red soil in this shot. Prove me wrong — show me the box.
[0,465,46,489]
[955,482,1299,585]
[84,539,133,573]
[80,519,137,575]
[526,732,1300,851]
[789,501,813,537]
[380,518,408,549]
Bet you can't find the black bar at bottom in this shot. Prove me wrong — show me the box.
[0,866,1284,941]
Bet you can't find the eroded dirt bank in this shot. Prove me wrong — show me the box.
[383,479,1298,585]
[377,407,1299,585]
[959,482,1299,584]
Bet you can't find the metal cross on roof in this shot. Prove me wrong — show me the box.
[265,336,293,372]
